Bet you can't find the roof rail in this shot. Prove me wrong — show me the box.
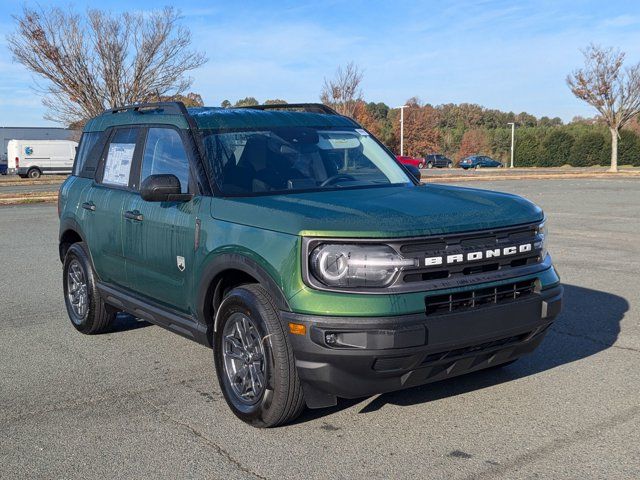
[103,101,187,116]
[237,103,339,115]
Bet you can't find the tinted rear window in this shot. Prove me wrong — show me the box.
[73,132,102,177]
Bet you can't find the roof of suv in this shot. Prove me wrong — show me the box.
[189,107,358,130]
[83,103,358,133]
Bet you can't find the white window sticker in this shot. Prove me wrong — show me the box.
[103,143,135,186]
[355,128,370,136]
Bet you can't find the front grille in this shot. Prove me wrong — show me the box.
[421,332,530,365]
[425,280,536,315]
[398,223,542,286]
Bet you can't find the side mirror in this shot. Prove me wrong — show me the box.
[140,174,192,202]
[405,164,422,182]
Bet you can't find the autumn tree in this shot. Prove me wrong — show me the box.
[458,129,488,160]
[320,61,363,118]
[567,44,640,171]
[353,101,381,137]
[393,103,441,157]
[8,6,206,127]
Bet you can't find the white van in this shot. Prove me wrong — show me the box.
[7,139,78,178]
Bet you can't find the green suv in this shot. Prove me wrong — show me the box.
[58,102,562,427]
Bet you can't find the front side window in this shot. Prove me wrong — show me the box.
[140,128,190,193]
[102,128,139,187]
[201,127,411,195]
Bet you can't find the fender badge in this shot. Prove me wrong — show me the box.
[177,256,186,272]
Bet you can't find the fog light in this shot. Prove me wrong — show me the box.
[325,333,338,345]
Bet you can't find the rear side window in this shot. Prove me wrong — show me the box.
[73,132,101,176]
[102,128,139,187]
[140,128,190,193]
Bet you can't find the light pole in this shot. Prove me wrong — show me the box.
[507,122,515,168]
[397,105,408,156]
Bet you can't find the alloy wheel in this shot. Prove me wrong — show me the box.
[67,259,88,322]
[222,312,267,405]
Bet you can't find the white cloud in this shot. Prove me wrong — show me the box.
[600,14,640,28]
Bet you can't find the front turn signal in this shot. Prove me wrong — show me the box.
[288,323,307,335]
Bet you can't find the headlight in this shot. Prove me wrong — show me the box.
[535,221,548,259]
[309,244,417,288]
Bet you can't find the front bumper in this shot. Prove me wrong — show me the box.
[283,285,562,408]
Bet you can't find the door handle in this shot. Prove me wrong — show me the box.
[124,210,144,222]
[82,202,96,212]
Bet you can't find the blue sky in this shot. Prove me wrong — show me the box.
[2,0,640,126]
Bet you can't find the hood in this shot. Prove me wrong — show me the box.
[210,184,543,238]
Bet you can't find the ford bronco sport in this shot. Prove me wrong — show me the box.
[58,102,562,427]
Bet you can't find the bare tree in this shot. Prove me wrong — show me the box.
[320,62,363,118]
[8,6,206,126]
[567,44,640,172]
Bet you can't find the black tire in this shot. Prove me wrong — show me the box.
[447,162,453,169]
[426,162,434,169]
[418,161,425,169]
[27,168,42,179]
[63,242,116,334]
[214,284,305,427]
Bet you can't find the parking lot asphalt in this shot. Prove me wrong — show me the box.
[1,178,639,479]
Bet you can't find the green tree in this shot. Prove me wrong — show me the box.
[221,99,232,108]
[153,92,203,107]
[570,131,607,166]
[618,129,640,166]
[541,130,574,166]
[516,112,537,127]
[487,128,511,162]
[538,116,563,127]
[366,102,390,120]
[514,128,544,166]
[234,97,259,107]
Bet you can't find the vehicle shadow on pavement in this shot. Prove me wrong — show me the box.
[296,283,628,422]
[104,313,152,333]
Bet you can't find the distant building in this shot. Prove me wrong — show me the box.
[1,127,78,163]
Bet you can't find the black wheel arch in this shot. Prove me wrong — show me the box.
[59,218,87,262]
[197,253,292,337]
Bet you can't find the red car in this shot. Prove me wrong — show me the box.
[396,155,425,169]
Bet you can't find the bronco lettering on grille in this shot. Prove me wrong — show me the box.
[424,243,533,267]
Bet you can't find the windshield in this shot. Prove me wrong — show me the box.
[200,127,411,195]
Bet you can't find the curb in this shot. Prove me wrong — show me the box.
[0,192,57,206]
[422,171,640,183]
